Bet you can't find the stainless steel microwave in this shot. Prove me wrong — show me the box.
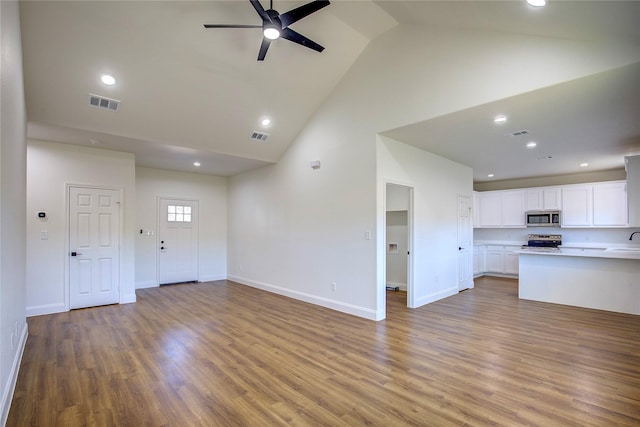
[526,210,560,227]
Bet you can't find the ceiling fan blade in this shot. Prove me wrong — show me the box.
[279,0,330,28]
[250,0,271,23]
[258,37,271,61]
[281,27,324,53]
[203,24,262,28]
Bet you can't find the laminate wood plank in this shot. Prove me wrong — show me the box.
[7,277,640,426]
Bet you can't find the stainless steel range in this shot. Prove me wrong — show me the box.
[521,234,562,252]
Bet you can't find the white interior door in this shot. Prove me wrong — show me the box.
[158,198,199,285]
[457,195,473,291]
[69,186,120,309]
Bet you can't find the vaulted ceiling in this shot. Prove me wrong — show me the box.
[19,1,640,181]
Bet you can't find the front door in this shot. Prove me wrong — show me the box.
[69,186,121,309]
[158,198,199,285]
[457,195,473,291]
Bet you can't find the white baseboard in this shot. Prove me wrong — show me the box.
[26,302,66,317]
[1,322,28,426]
[228,275,380,320]
[198,274,227,282]
[478,273,518,279]
[413,285,458,308]
[135,281,158,289]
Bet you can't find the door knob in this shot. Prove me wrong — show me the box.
[70,251,82,256]
[161,246,165,250]
[458,247,463,251]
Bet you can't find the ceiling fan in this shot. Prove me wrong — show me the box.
[204,0,330,61]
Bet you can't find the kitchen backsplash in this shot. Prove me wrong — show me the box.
[474,227,640,245]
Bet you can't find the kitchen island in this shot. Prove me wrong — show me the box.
[518,248,640,315]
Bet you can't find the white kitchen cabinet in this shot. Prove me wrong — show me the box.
[593,181,627,227]
[474,244,520,277]
[473,245,485,276]
[503,246,520,275]
[501,190,525,227]
[485,246,504,273]
[478,192,502,227]
[473,192,480,228]
[525,190,542,211]
[562,181,627,228]
[477,190,525,228]
[525,188,561,211]
[562,185,593,227]
[543,188,562,210]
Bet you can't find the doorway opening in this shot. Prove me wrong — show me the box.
[385,183,413,310]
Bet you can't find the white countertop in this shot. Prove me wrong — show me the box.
[515,247,640,260]
[474,240,640,259]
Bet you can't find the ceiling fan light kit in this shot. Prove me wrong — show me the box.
[204,0,330,61]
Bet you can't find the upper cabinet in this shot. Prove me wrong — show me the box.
[561,185,593,227]
[626,155,640,227]
[561,181,627,228]
[477,190,525,228]
[478,192,502,227]
[475,180,628,229]
[593,181,627,227]
[525,187,562,211]
[501,190,525,227]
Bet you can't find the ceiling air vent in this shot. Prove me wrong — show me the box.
[509,130,529,137]
[250,131,270,142]
[88,94,120,112]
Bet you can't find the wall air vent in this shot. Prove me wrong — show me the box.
[509,130,529,137]
[88,94,120,112]
[250,131,270,142]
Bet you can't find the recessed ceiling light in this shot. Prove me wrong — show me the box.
[261,118,271,127]
[527,0,546,7]
[526,141,537,148]
[580,162,589,167]
[488,174,495,178]
[493,115,507,124]
[193,162,201,167]
[101,74,116,86]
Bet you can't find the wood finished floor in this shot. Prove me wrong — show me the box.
[8,277,640,426]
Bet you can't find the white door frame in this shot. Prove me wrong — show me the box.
[156,196,200,285]
[383,181,415,310]
[65,183,124,311]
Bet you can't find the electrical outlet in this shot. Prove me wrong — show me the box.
[331,282,337,291]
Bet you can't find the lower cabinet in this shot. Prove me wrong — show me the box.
[475,244,519,277]
[473,245,485,276]
[485,246,504,273]
[504,247,520,275]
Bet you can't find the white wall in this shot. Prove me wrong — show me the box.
[135,167,227,288]
[26,140,136,316]
[0,1,28,423]
[228,22,640,320]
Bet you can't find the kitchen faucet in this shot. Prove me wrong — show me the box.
[630,231,640,241]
